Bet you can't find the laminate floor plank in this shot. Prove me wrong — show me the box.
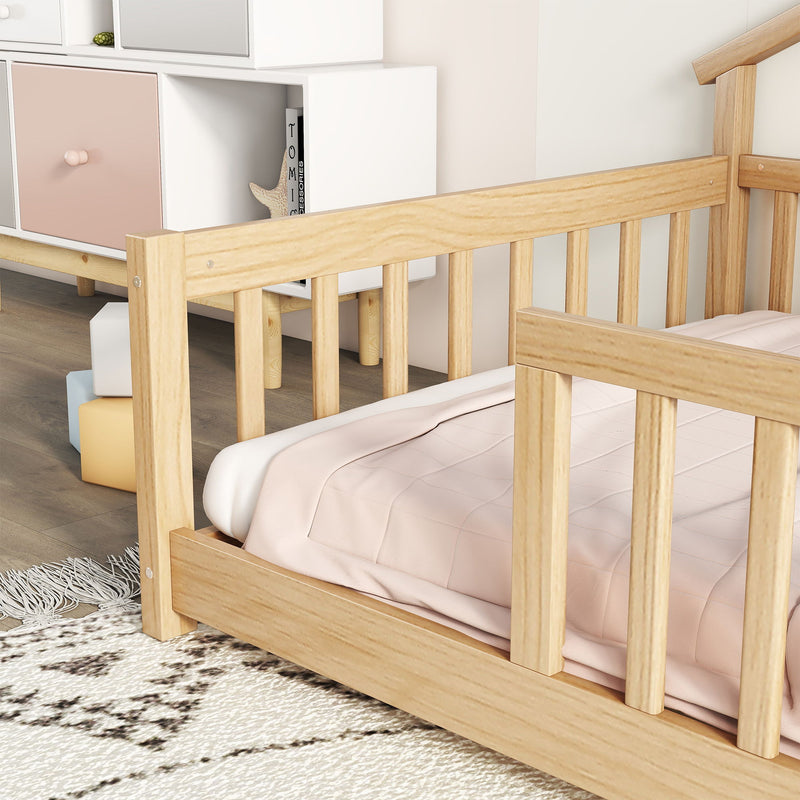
[0,437,135,532]
[0,516,95,570]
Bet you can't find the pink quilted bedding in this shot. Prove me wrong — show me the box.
[244,311,800,754]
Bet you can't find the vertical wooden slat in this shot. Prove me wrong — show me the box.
[738,417,799,758]
[625,391,677,714]
[705,66,756,318]
[666,210,691,327]
[127,231,196,641]
[508,239,534,365]
[382,262,409,398]
[768,190,797,313]
[262,290,282,389]
[311,273,339,419]
[358,288,381,366]
[233,287,265,442]
[565,229,589,315]
[617,219,642,325]
[448,250,473,380]
[511,364,572,675]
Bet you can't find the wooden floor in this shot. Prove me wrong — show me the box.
[0,268,443,629]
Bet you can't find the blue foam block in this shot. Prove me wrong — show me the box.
[66,370,97,452]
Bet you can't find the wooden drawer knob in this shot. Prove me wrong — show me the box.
[0,6,10,19]
[64,150,90,167]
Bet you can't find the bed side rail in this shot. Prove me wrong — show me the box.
[174,156,728,426]
[127,156,728,642]
[511,307,800,760]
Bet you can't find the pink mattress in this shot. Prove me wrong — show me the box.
[242,311,800,754]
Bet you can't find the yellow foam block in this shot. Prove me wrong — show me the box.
[79,398,136,493]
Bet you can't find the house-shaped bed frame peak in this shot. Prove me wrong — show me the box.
[694,3,800,318]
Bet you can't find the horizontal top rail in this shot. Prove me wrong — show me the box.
[515,309,800,426]
[739,155,800,192]
[693,4,800,85]
[164,156,727,299]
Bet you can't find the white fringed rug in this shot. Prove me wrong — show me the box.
[0,606,600,800]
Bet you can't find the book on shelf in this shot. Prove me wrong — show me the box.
[285,107,305,216]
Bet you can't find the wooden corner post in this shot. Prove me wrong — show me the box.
[705,65,756,317]
[511,360,572,675]
[127,231,197,641]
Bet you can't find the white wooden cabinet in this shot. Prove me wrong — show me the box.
[0,1,437,298]
[2,0,383,67]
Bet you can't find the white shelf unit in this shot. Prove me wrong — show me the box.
[0,0,383,68]
[0,50,437,297]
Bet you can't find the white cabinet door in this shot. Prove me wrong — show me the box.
[0,62,14,227]
[0,0,61,44]
[119,0,249,57]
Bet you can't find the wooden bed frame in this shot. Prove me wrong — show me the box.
[128,10,800,800]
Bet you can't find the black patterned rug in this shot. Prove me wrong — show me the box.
[0,562,597,800]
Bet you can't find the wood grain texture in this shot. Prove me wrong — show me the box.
[311,273,339,419]
[738,418,799,758]
[626,392,677,715]
[75,276,95,296]
[617,220,641,325]
[508,239,534,365]
[510,365,571,676]
[126,230,197,641]
[693,5,800,85]
[233,287,265,441]
[0,233,127,285]
[170,528,800,800]
[261,290,282,389]
[705,67,756,318]
[666,210,691,327]
[382,262,409,398]
[565,229,589,315]
[769,191,798,313]
[739,155,800,193]
[448,250,473,381]
[357,289,381,367]
[181,158,728,298]
[516,308,800,426]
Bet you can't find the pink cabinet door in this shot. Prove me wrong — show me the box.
[13,63,162,250]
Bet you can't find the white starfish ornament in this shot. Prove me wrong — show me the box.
[249,150,288,218]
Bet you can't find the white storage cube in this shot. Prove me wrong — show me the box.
[66,369,96,451]
[90,302,132,396]
[118,0,383,68]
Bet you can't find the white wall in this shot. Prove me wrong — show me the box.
[534,0,799,331]
[379,0,539,372]
[378,0,798,373]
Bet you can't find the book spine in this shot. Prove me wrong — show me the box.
[285,107,301,215]
[297,111,305,215]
